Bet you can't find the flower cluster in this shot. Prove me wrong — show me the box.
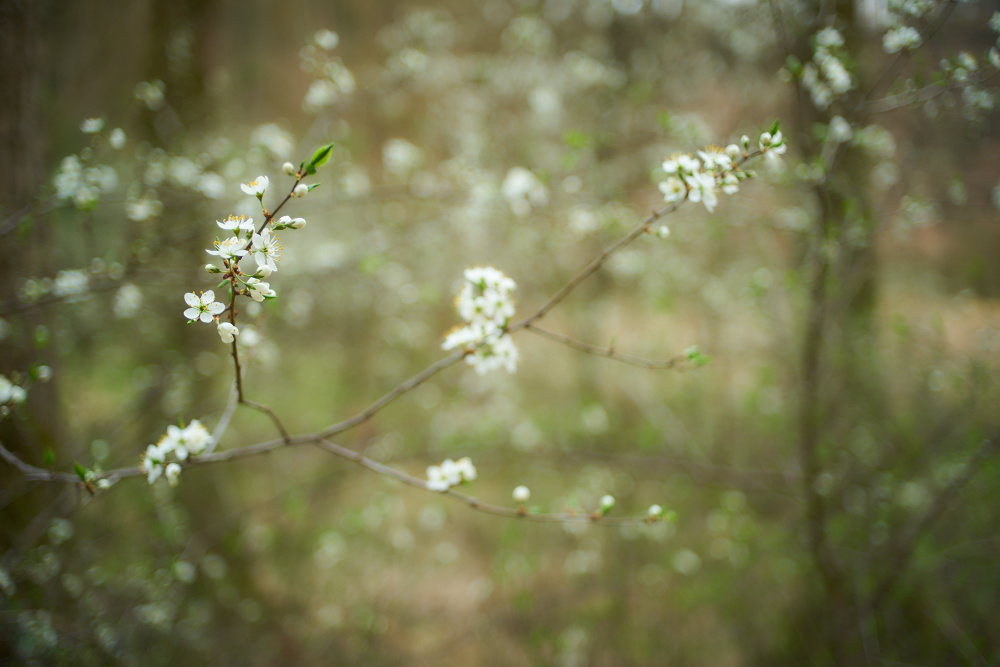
[442,267,519,374]
[184,175,306,344]
[802,27,854,110]
[141,421,212,486]
[656,131,785,214]
[882,26,922,54]
[426,457,477,492]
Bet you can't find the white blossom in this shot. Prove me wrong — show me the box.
[241,175,269,197]
[685,170,719,213]
[513,486,531,503]
[658,177,686,204]
[165,463,182,487]
[443,267,520,374]
[245,277,276,302]
[183,290,225,323]
[426,457,477,491]
[883,26,922,54]
[217,215,255,239]
[207,236,249,262]
[218,322,239,343]
[251,228,282,272]
[142,444,165,483]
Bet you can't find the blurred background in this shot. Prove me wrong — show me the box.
[1,0,999,664]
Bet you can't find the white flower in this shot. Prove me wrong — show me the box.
[158,425,184,458]
[293,183,309,198]
[426,457,477,491]
[426,465,450,492]
[109,128,126,149]
[142,444,165,483]
[251,228,282,272]
[80,117,105,134]
[662,153,700,177]
[648,504,664,518]
[217,214,255,238]
[218,322,239,343]
[658,177,686,204]
[282,162,296,175]
[455,457,477,482]
[513,486,531,503]
[684,170,718,213]
[165,463,181,487]
[182,420,212,456]
[241,175,269,197]
[245,277,276,302]
[719,172,740,196]
[759,131,787,155]
[183,291,225,323]
[206,236,249,262]
[883,26,922,54]
[697,147,732,172]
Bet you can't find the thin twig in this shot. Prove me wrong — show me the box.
[0,443,77,483]
[524,323,687,370]
[313,439,661,525]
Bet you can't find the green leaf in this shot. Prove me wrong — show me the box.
[73,462,88,482]
[769,118,781,136]
[43,447,54,467]
[307,142,335,171]
[306,183,321,192]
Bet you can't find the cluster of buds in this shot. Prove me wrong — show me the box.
[658,127,786,214]
[426,457,477,492]
[141,421,212,486]
[442,267,519,375]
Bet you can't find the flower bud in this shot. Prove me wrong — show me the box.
[600,494,615,514]
[293,183,309,198]
[648,504,664,519]
[205,263,222,273]
[256,265,273,278]
[725,144,741,160]
[290,217,307,229]
[740,135,750,150]
[513,485,531,503]
[656,225,670,239]
[282,162,296,175]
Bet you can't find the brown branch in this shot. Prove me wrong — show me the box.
[524,323,687,370]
